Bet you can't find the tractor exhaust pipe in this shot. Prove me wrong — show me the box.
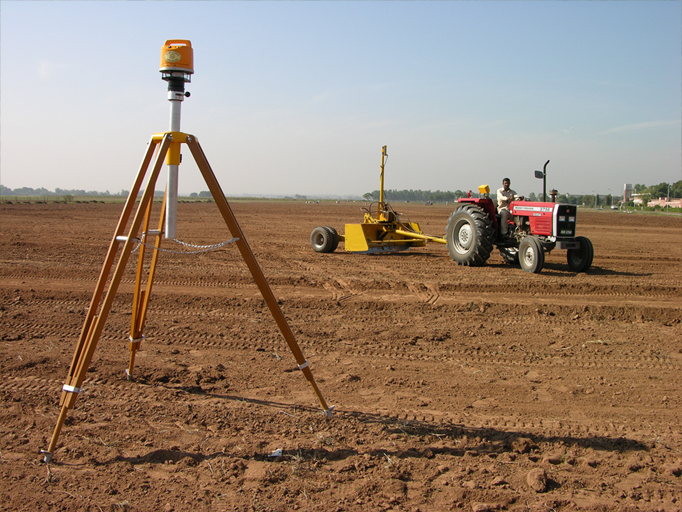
[534,160,550,202]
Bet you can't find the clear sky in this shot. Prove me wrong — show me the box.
[2,1,680,198]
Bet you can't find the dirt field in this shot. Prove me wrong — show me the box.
[1,200,681,512]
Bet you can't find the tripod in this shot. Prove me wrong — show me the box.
[42,41,332,464]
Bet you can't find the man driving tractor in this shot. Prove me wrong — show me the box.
[497,177,523,237]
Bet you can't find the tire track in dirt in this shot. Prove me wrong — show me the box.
[8,301,678,372]
[0,375,64,396]
[3,299,259,321]
[0,374,655,445]
[5,269,680,301]
[7,371,661,443]
[322,278,361,303]
[0,375,167,404]
[124,329,682,373]
[343,347,680,372]
[349,409,641,439]
[406,282,440,305]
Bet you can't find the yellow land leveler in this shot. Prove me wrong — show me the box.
[310,146,449,254]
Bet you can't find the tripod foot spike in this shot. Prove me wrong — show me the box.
[125,369,133,381]
[323,406,335,418]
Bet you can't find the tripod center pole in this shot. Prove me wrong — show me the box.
[166,87,183,238]
[160,40,194,239]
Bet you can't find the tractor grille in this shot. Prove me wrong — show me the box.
[555,204,577,237]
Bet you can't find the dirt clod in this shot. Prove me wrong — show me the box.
[527,468,548,492]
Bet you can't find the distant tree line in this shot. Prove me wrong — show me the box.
[363,180,681,206]
[0,185,127,197]
[363,189,473,203]
[632,181,682,201]
[0,186,185,199]
[3,180,680,204]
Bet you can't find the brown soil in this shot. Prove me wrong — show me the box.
[1,201,681,511]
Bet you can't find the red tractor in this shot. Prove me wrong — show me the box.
[447,184,593,273]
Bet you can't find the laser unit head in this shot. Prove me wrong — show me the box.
[160,40,193,84]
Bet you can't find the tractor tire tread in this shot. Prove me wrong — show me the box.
[567,236,593,272]
[446,204,494,266]
[519,236,545,273]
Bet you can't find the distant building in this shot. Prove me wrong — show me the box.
[623,183,633,203]
[648,197,682,208]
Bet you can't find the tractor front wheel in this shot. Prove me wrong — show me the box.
[519,236,545,273]
[567,236,593,272]
[446,204,494,266]
[310,226,337,253]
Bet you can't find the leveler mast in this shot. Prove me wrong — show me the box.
[377,145,388,221]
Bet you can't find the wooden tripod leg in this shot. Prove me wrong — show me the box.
[127,190,168,379]
[127,194,154,379]
[186,136,333,417]
[43,136,173,463]
[60,137,161,404]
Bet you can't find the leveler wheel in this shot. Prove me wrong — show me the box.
[567,236,593,272]
[519,236,544,273]
[446,204,494,266]
[323,226,340,252]
[310,226,336,253]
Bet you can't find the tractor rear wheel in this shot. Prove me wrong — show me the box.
[446,204,494,266]
[310,226,336,253]
[519,236,544,273]
[567,236,593,272]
